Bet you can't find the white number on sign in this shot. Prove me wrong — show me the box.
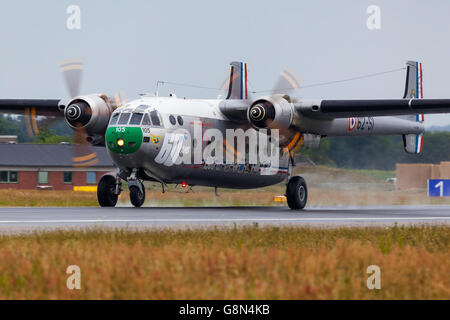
[435,181,444,197]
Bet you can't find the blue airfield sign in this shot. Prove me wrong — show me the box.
[428,179,450,197]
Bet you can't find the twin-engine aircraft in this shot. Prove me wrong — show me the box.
[0,60,449,209]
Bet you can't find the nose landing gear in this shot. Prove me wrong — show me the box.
[285,176,308,210]
[129,180,145,207]
[127,169,146,207]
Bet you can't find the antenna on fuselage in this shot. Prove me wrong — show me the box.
[155,80,165,97]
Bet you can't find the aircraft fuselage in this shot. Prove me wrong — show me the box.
[105,96,290,189]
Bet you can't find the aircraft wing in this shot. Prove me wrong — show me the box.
[0,99,63,117]
[295,99,450,119]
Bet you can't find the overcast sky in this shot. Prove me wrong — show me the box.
[1,0,450,127]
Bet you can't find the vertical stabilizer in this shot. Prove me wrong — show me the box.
[226,61,248,100]
[403,133,424,154]
[402,60,424,154]
[403,61,423,100]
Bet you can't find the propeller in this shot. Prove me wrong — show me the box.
[20,59,85,139]
[59,58,100,167]
[219,63,304,159]
[252,67,304,156]
[23,106,41,137]
[271,68,302,97]
[60,58,84,97]
[272,68,304,156]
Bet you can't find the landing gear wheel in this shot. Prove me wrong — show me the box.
[97,175,118,207]
[286,176,308,210]
[130,182,145,207]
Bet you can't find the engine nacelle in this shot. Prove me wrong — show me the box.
[247,95,294,130]
[63,94,114,140]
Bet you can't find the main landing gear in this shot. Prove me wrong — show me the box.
[97,172,146,208]
[285,176,308,210]
[97,174,121,207]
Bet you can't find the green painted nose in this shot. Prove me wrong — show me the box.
[106,126,143,154]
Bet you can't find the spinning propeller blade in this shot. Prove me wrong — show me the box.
[267,68,304,154]
[59,58,84,98]
[59,58,99,168]
[271,68,302,96]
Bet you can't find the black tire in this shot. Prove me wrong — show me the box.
[286,176,308,210]
[97,175,118,207]
[130,184,145,207]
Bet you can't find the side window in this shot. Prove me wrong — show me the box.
[150,110,161,126]
[63,172,73,184]
[0,171,18,183]
[86,171,97,184]
[38,171,49,184]
[118,112,131,125]
[0,171,7,183]
[142,113,151,126]
[129,113,143,125]
[109,112,120,125]
[9,171,18,183]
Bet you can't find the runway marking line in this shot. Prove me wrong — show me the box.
[0,217,449,224]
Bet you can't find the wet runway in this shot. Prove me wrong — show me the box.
[0,205,449,232]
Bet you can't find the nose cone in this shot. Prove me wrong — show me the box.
[106,126,143,154]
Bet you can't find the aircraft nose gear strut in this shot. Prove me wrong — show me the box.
[285,176,308,210]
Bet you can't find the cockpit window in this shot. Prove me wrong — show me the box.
[118,112,131,125]
[150,110,161,126]
[129,113,143,125]
[142,113,151,126]
[109,112,120,125]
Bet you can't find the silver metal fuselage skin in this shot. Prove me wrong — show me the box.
[106,96,290,189]
[105,96,424,189]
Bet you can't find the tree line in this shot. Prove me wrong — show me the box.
[302,132,450,170]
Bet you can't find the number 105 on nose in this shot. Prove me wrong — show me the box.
[428,180,450,197]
